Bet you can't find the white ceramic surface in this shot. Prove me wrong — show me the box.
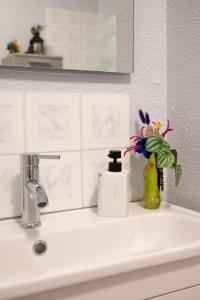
[39,152,82,212]
[1,203,200,299]
[81,94,130,149]
[82,148,130,207]
[25,92,80,152]
[0,155,21,218]
[0,91,24,154]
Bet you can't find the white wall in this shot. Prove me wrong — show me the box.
[167,0,200,211]
[0,0,167,216]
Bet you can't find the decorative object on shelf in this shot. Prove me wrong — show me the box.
[125,110,182,209]
[27,24,45,55]
[7,39,21,54]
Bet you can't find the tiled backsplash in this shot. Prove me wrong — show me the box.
[0,91,130,219]
[46,8,99,70]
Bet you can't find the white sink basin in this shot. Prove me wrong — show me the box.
[1,203,200,299]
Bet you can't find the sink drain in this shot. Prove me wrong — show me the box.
[33,240,47,256]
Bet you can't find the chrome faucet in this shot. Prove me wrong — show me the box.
[21,153,60,229]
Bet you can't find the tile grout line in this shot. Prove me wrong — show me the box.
[22,91,27,152]
[80,94,85,208]
[0,146,128,156]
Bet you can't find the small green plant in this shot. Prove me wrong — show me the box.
[31,24,44,35]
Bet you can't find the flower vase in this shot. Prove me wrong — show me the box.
[143,153,161,209]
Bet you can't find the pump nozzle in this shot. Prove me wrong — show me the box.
[108,150,122,172]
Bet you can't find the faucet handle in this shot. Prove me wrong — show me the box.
[38,154,60,160]
[22,153,60,170]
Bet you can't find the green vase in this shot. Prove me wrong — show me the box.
[143,153,161,209]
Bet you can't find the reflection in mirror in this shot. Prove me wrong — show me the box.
[0,0,133,73]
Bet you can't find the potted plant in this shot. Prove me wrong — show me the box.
[125,109,182,209]
[27,24,45,55]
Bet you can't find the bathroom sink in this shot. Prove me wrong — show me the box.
[1,203,200,299]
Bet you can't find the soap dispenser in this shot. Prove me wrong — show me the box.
[98,150,129,218]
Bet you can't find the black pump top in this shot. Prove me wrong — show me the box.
[108,150,122,172]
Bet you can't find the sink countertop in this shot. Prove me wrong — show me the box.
[1,202,200,299]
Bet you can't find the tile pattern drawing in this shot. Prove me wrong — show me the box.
[25,92,80,152]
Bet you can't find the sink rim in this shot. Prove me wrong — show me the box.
[1,202,200,300]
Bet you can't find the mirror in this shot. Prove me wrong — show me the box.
[0,0,133,73]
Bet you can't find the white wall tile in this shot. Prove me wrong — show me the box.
[81,32,97,50]
[0,91,24,154]
[46,45,65,57]
[0,89,131,218]
[65,10,81,30]
[82,94,130,149]
[40,152,82,212]
[46,28,65,47]
[65,30,81,50]
[81,51,98,70]
[81,12,97,32]
[0,155,21,218]
[25,92,80,152]
[64,50,81,69]
[45,7,65,28]
[82,149,130,207]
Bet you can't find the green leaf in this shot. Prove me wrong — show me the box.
[145,134,166,153]
[175,164,182,186]
[171,149,177,168]
[161,142,170,151]
[157,148,175,168]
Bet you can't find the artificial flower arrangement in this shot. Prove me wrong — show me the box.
[125,109,182,207]
[7,39,21,54]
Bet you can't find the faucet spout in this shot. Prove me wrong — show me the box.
[21,180,48,229]
[21,153,60,229]
[26,181,48,208]
[36,186,49,208]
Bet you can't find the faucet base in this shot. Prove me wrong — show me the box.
[21,221,41,230]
